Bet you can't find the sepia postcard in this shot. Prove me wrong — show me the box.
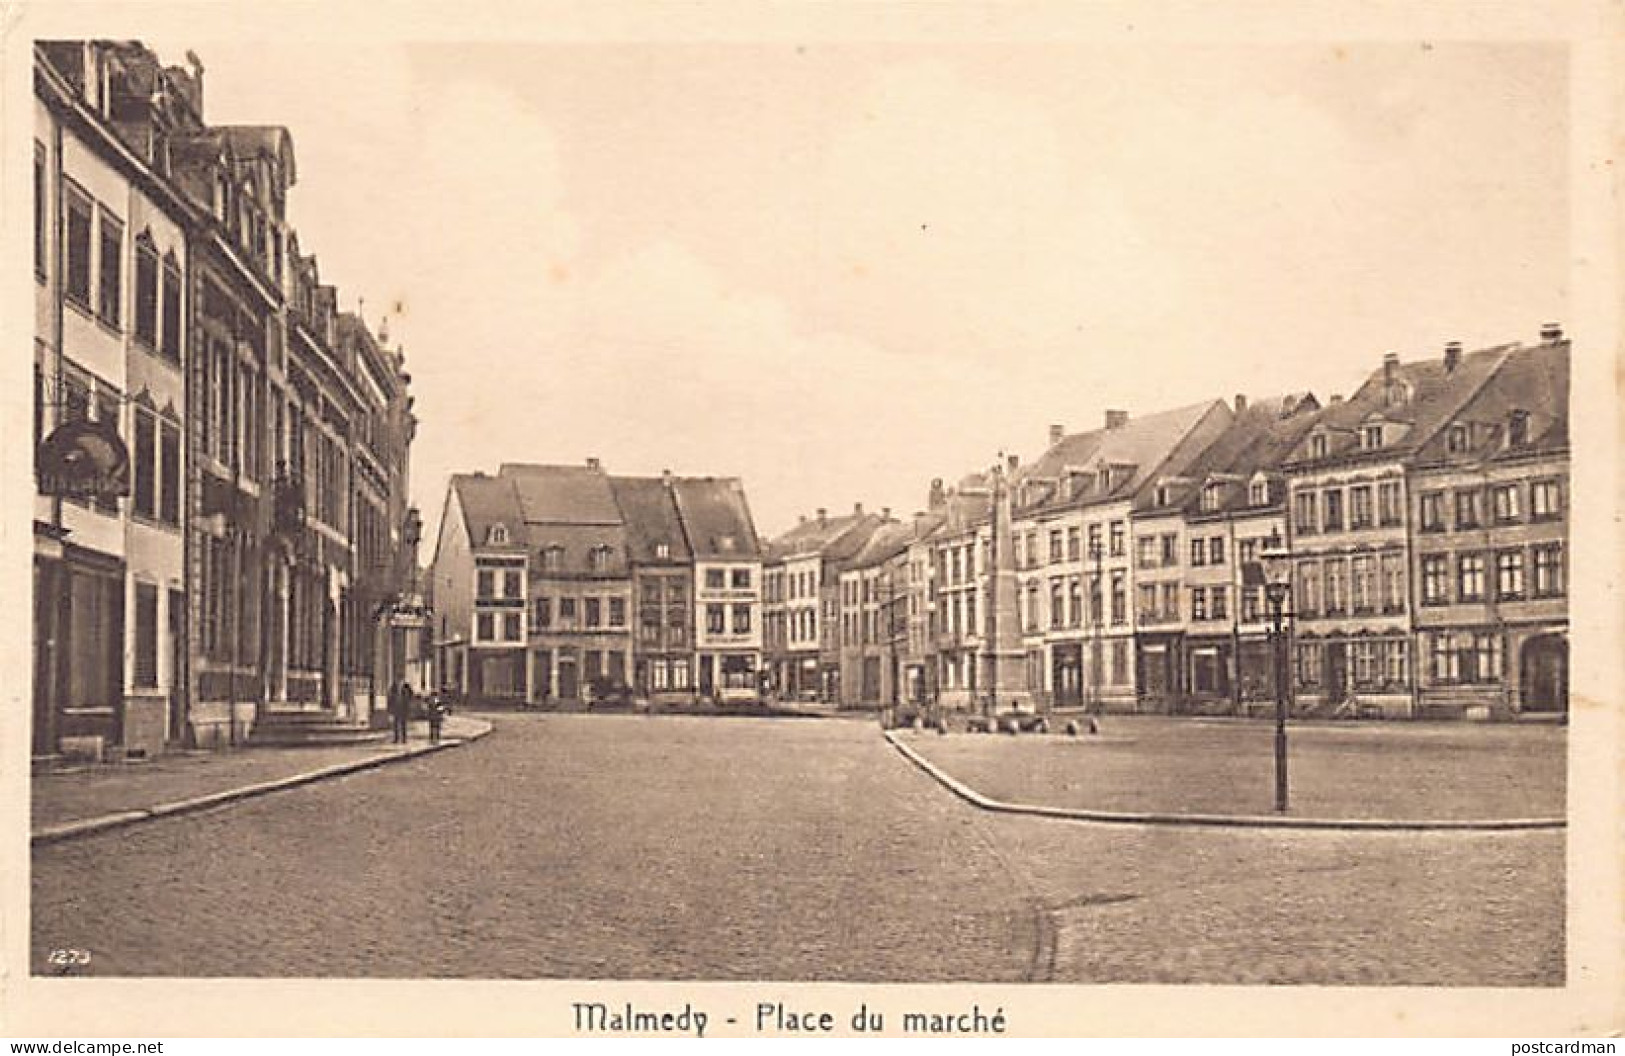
[2,0,1621,1040]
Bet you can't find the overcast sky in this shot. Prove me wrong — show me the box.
[153,38,1567,541]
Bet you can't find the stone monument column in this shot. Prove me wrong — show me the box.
[982,456,1033,717]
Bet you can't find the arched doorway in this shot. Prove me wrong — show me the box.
[1520,633,1568,714]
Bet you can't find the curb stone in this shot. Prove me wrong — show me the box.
[32,720,493,846]
[883,730,1565,832]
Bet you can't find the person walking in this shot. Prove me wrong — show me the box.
[389,681,412,744]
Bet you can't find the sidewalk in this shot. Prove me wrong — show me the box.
[32,715,492,844]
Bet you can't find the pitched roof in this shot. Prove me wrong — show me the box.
[767,511,872,560]
[846,520,915,570]
[669,477,762,560]
[608,476,692,563]
[499,463,623,525]
[1171,394,1324,516]
[448,473,524,551]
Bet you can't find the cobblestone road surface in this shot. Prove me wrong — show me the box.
[32,714,1562,984]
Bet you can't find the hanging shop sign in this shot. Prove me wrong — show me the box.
[36,419,131,500]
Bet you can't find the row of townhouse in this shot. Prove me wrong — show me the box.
[428,462,765,705]
[31,41,420,762]
[761,329,1569,720]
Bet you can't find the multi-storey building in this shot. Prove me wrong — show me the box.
[431,463,764,705]
[1174,393,1322,713]
[836,517,910,708]
[673,477,763,701]
[611,473,695,701]
[1010,401,1233,713]
[1408,331,1569,719]
[1281,345,1509,717]
[32,41,417,757]
[925,479,992,712]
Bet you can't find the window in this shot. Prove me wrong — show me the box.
[93,390,120,514]
[1050,579,1064,629]
[1492,485,1521,524]
[1160,583,1179,621]
[1296,644,1323,687]
[585,598,602,628]
[161,259,182,361]
[159,420,180,524]
[1533,545,1564,597]
[1049,530,1062,563]
[1201,482,1223,512]
[1381,552,1405,611]
[1324,559,1347,614]
[1352,641,1376,686]
[655,542,670,560]
[1530,480,1562,520]
[1457,554,1486,602]
[1419,492,1445,532]
[558,597,577,620]
[65,184,93,307]
[1495,550,1525,600]
[1507,411,1530,447]
[1191,587,1207,621]
[1362,424,1383,449]
[1296,559,1321,616]
[609,597,626,627]
[134,238,159,346]
[503,613,521,641]
[1378,481,1402,526]
[1211,586,1228,621]
[1189,538,1206,566]
[1238,538,1258,565]
[707,604,725,634]
[534,597,551,628]
[1242,585,1261,621]
[701,568,723,590]
[732,605,752,634]
[1111,640,1130,686]
[33,143,46,278]
[476,570,495,600]
[1349,556,1373,611]
[1137,536,1158,569]
[731,568,751,590]
[133,582,159,689]
[1310,434,1329,460]
[1109,571,1125,625]
[1349,485,1373,529]
[1248,479,1268,506]
[1455,490,1482,530]
[1209,537,1224,565]
[1068,577,1082,626]
[1447,425,1469,454]
[1088,523,1102,556]
[1067,526,1080,561]
[133,408,157,518]
[589,546,613,573]
[1421,555,1449,605]
[503,570,521,598]
[1322,489,1344,532]
[1156,534,1174,567]
[1136,584,1158,622]
[1293,492,1318,534]
[1088,576,1103,625]
[98,209,123,328]
[488,524,509,545]
[476,613,495,641]
[1109,521,1124,556]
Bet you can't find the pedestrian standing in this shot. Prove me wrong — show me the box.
[427,693,448,745]
[389,681,412,744]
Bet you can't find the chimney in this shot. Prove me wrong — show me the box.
[1444,341,1462,373]
[586,457,601,470]
[185,49,205,113]
[929,478,946,510]
[854,502,864,516]
[1539,321,1563,342]
[661,468,673,487]
[1105,409,1129,430]
[1383,350,1399,386]
[798,514,807,525]
[1330,394,1344,404]
[1234,394,1247,413]
[817,507,827,525]
[1049,423,1065,447]
[881,507,891,520]
[1007,454,1020,472]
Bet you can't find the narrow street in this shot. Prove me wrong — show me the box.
[33,714,1562,984]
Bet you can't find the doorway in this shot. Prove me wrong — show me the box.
[1520,634,1568,713]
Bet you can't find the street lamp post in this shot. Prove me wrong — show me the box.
[1259,530,1294,814]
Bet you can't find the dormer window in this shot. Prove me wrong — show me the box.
[717,535,737,553]
[1361,424,1383,450]
[1447,424,1469,455]
[1310,435,1329,460]
[1248,479,1269,506]
[588,545,614,572]
[540,545,563,573]
[1384,381,1411,408]
[487,523,509,546]
[1201,482,1224,513]
[655,542,671,560]
[1155,485,1171,507]
[1507,410,1530,448]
